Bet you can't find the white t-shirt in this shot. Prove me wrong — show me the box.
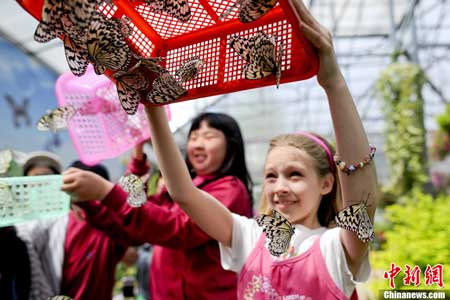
[219,213,371,298]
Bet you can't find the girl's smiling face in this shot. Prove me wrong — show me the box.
[187,121,227,176]
[263,145,333,228]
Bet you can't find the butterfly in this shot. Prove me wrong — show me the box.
[230,31,284,88]
[112,59,161,115]
[175,56,204,82]
[34,0,65,43]
[119,174,147,207]
[36,105,77,132]
[143,0,191,22]
[86,13,132,75]
[0,150,13,175]
[335,193,374,243]
[60,14,90,76]
[47,296,74,300]
[220,0,278,23]
[256,209,295,257]
[147,71,187,104]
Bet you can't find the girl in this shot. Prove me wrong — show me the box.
[140,1,378,299]
[62,112,254,300]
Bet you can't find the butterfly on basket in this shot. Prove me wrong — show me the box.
[220,0,278,23]
[36,105,78,132]
[86,12,133,75]
[230,31,284,88]
[175,56,204,82]
[147,71,187,104]
[335,193,374,243]
[256,209,295,257]
[143,0,192,22]
[119,174,147,207]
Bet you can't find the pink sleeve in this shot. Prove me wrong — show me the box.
[98,177,251,250]
[126,154,150,176]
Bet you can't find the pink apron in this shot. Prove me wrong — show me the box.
[237,233,356,300]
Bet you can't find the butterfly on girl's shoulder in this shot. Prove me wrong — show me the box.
[256,209,295,257]
[230,31,284,88]
[147,71,187,104]
[220,0,278,23]
[119,174,147,207]
[36,105,78,132]
[335,194,374,243]
[86,13,132,75]
[143,0,191,22]
[175,56,204,82]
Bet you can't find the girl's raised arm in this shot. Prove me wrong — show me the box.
[288,0,378,272]
[144,106,234,246]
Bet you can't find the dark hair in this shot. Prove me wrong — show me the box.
[69,160,110,180]
[186,112,253,209]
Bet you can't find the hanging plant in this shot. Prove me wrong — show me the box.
[376,62,427,200]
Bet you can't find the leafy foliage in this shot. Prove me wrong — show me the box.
[370,190,450,295]
[376,63,427,201]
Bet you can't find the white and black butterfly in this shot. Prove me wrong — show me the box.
[0,149,13,175]
[86,13,132,75]
[220,0,278,23]
[176,56,204,82]
[36,105,77,132]
[230,31,284,88]
[47,296,74,300]
[335,194,374,243]
[119,174,147,207]
[256,209,295,257]
[143,0,191,22]
[147,71,187,104]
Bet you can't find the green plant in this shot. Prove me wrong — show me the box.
[376,63,428,199]
[370,190,450,296]
[436,104,450,134]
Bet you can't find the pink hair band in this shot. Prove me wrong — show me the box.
[296,131,336,173]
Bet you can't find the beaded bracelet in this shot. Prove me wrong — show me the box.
[334,144,376,175]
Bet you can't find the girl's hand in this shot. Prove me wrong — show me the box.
[288,0,345,89]
[61,167,114,202]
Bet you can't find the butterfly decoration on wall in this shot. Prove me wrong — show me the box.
[220,0,278,23]
[256,209,295,257]
[4,94,32,128]
[230,31,284,88]
[119,174,147,207]
[36,105,78,132]
[143,0,192,22]
[335,193,374,243]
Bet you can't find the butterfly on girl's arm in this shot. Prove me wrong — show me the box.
[143,0,191,22]
[335,193,375,243]
[220,0,278,23]
[36,105,78,132]
[230,31,284,88]
[256,209,295,257]
[119,174,147,207]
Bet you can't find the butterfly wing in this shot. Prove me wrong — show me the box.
[335,200,374,243]
[63,35,89,77]
[255,210,295,256]
[239,0,278,23]
[47,296,74,300]
[34,0,64,43]
[230,35,253,62]
[119,174,144,194]
[115,70,148,115]
[147,72,187,104]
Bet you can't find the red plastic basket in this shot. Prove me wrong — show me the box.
[17,0,318,105]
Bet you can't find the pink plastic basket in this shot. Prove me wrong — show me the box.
[55,65,171,166]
